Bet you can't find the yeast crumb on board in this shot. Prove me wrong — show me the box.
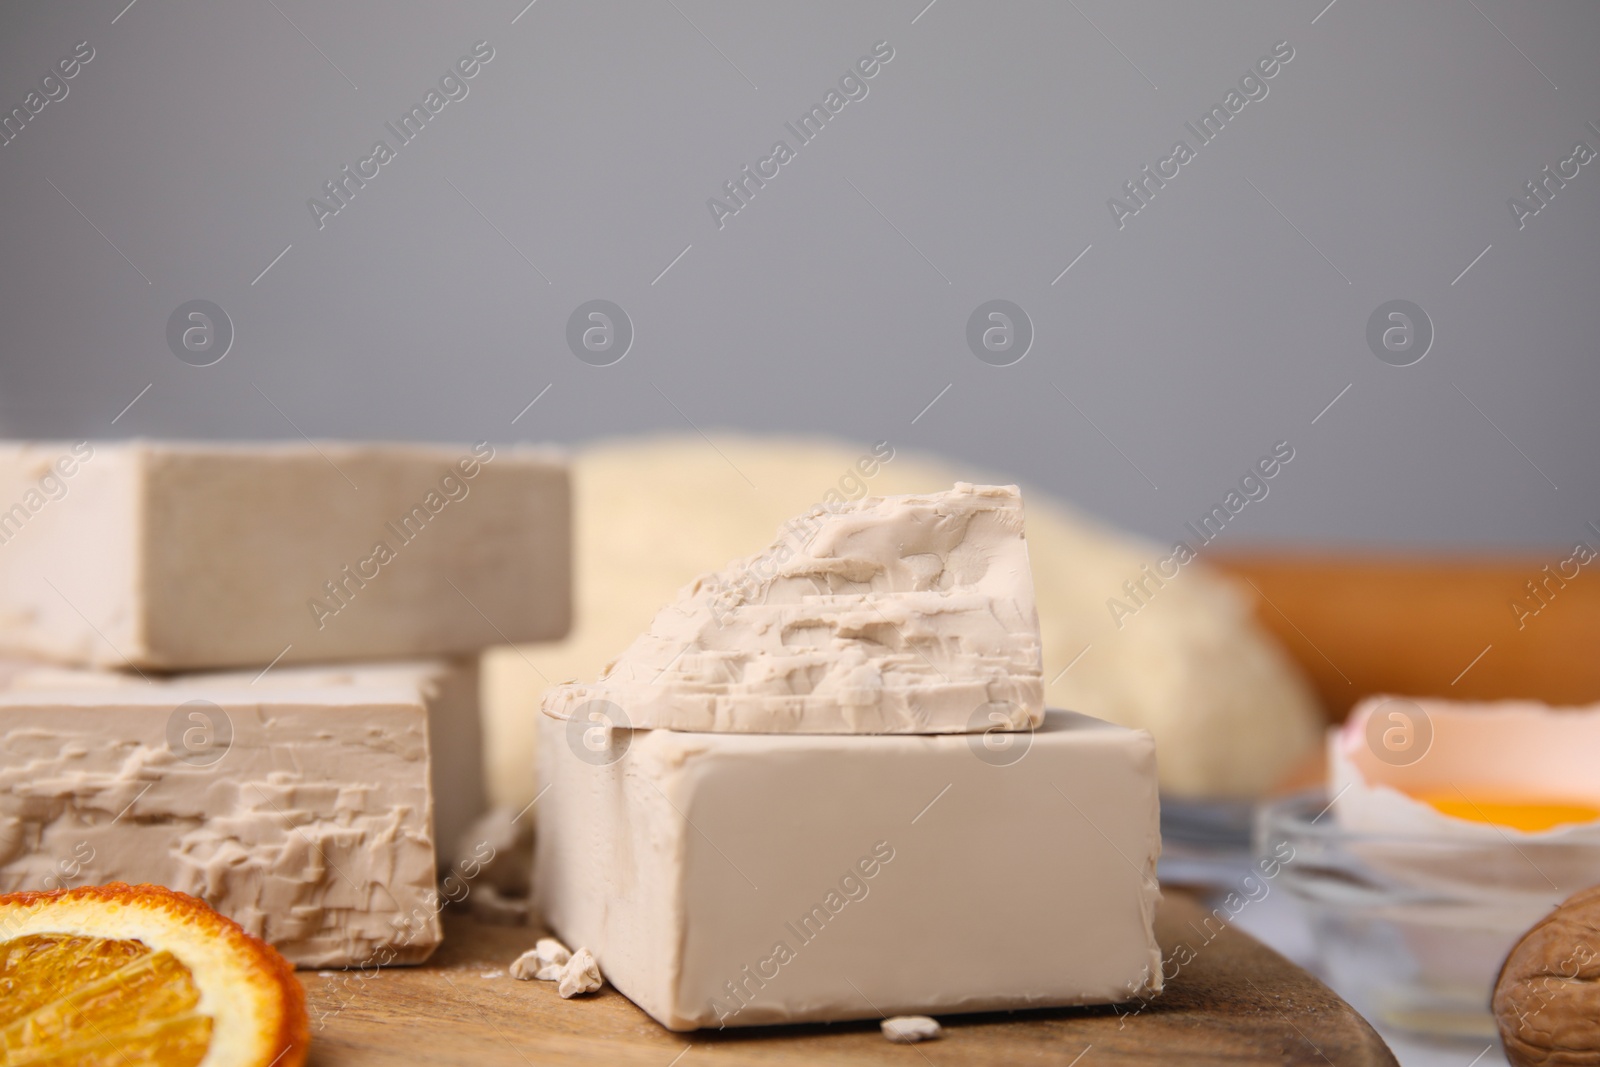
[882,1016,942,1043]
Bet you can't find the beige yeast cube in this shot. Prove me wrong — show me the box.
[0,657,484,864]
[0,441,569,669]
[534,709,1162,1029]
[0,688,440,968]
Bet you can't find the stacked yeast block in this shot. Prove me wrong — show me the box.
[0,659,484,867]
[0,688,437,968]
[0,441,569,668]
[0,441,571,966]
[536,484,1162,1029]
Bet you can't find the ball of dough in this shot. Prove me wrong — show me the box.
[483,435,1321,804]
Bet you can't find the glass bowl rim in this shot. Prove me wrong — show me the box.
[1255,788,1600,852]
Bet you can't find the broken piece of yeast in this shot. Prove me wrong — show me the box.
[0,687,440,968]
[0,440,570,670]
[542,483,1043,733]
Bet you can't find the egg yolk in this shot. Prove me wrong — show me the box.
[1419,794,1600,833]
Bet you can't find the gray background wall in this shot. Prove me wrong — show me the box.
[1,0,1595,550]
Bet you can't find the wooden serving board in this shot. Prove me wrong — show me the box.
[310,550,1540,1065]
[303,891,1395,1066]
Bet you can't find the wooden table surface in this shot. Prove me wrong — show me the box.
[303,891,1396,1067]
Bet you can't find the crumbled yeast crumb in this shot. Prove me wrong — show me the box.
[557,948,604,998]
[535,938,572,968]
[509,950,540,981]
[881,1016,941,1043]
[510,936,574,982]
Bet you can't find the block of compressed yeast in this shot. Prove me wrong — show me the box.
[0,440,569,670]
[543,483,1043,733]
[533,709,1161,1029]
[0,688,440,968]
[0,658,483,864]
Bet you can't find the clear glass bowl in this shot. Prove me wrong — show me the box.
[1256,790,1600,1040]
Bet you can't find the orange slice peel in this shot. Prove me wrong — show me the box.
[0,882,307,1067]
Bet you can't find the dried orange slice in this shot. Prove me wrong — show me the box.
[0,882,307,1067]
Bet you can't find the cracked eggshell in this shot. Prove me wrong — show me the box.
[1331,695,1600,896]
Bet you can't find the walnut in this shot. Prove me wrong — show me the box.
[1494,884,1600,1067]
